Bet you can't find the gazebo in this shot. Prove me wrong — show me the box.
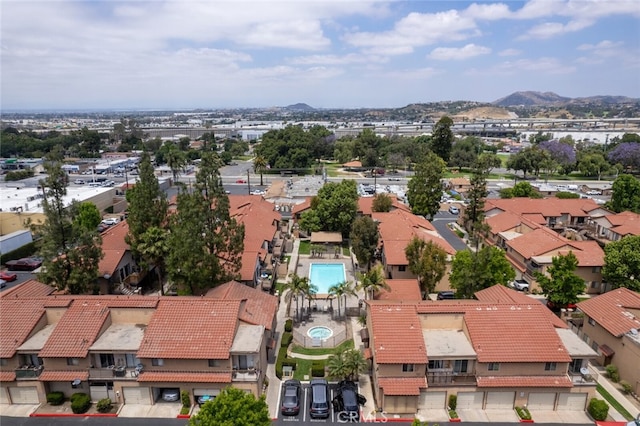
[310,232,343,258]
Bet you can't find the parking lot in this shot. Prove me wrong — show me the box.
[276,381,365,424]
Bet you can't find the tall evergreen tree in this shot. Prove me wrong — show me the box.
[431,116,454,162]
[407,151,446,219]
[166,152,244,295]
[350,216,379,270]
[126,152,168,256]
[38,149,103,294]
[462,157,490,246]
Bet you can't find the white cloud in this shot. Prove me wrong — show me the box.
[287,53,388,66]
[467,57,577,76]
[429,44,491,61]
[499,48,522,57]
[462,3,513,21]
[520,19,592,39]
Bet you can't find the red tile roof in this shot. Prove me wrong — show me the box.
[137,299,241,359]
[291,197,312,216]
[476,375,573,388]
[357,195,410,216]
[0,298,47,358]
[604,211,640,237]
[99,220,130,277]
[0,279,54,299]
[38,299,112,358]
[205,281,278,330]
[577,288,640,337]
[375,279,422,301]
[378,377,427,395]
[39,370,89,381]
[484,198,600,218]
[464,307,571,363]
[0,371,16,382]
[486,211,523,234]
[369,304,427,364]
[137,372,232,383]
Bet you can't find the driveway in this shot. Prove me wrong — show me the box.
[431,210,468,252]
[117,402,181,418]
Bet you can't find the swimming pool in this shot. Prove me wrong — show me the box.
[309,263,346,294]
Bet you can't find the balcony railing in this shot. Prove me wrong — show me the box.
[15,365,44,379]
[89,366,139,379]
[427,369,476,386]
[232,368,260,382]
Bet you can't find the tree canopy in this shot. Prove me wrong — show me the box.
[405,238,448,298]
[608,174,640,213]
[449,247,515,299]
[350,216,379,270]
[299,180,359,236]
[602,235,640,292]
[407,151,446,219]
[166,152,244,295]
[431,116,454,162]
[188,387,271,426]
[534,252,585,307]
[499,181,542,199]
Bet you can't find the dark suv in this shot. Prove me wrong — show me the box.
[333,381,366,422]
[437,291,455,300]
[280,379,301,416]
[309,379,330,419]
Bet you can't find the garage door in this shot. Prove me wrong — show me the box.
[557,393,587,410]
[419,391,446,410]
[457,392,483,409]
[528,392,556,410]
[193,388,221,397]
[8,386,39,404]
[485,391,515,409]
[123,387,151,405]
[0,387,10,404]
[90,384,115,402]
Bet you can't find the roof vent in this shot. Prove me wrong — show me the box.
[631,329,639,336]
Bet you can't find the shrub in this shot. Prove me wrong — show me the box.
[284,319,293,333]
[448,409,459,419]
[180,406,191,415]
[282,359,297,370]
[556,191,580,199]
[96,398,112,413]
[275,347,289,379]
[70,393,91,414]
[5,169,34,181]
[606,364,620,383]
[0,241,37,265]
[46,392,65,406]
[281,332,293,347]
[620,380,632,394]
[311,360,325,377]
[515,406,532,420]
[448,394,457,411]
[588,398,609,421]
[181,390,191,407]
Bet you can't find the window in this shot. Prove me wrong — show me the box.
[398,265,406,272]
[208,359,221,367]
[0,358,7,367]
[234,355,254,370]
[454,360,468,373]
[569,358,583,374]
[545,362,557,371]
[428,360,444,370]
[402,364,415,372]
[488,363,500,371]
[592,266,600,273]
[591,341,599,352]
[588,317,596,326]
[100,354,115,368]
[67,358,80,366]
[152,358,164,366]
[125,353,140,368]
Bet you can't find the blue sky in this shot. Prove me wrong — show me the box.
[1,0,639,110]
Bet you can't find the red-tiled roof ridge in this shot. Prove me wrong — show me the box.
[375,279,422,301]
[0,279,54,299]
[0,298,47,358]
[205,280,278,331]
[369,303,427,364]
[577,288,640,337]
[377,377,428,395]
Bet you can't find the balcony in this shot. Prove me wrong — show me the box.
[232,368,260,382]
[89,366,139,380]
[15,365,44,379]
[427,369,476,386]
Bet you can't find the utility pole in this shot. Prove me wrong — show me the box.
[247,169,251,195]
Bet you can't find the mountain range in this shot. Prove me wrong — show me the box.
[493,91,639,107]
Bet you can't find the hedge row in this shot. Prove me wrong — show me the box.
[281,332,293,348]
[0,241,38,265]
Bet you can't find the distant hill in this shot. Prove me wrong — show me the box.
[494,91,639,107]
[284,103,314,111]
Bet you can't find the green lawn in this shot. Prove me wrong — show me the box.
[299,241,311,255]
[597,384,634,421]
[292,358,314,381]
[291,339,354,356]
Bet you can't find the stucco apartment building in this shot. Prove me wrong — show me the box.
[482,198,608,294]
[575,288,640,394]
[0,280,277,406]
[364,285,598,415]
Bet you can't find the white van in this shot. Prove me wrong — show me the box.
[567,184,578,190]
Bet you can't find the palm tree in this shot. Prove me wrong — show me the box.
[165,145,186,183]
[343,349,368,381]
[253,155,268,186]
[357,263,389,300]
[329,280,357,320]
[282,274,310,322]
[306,282,318,315]
[326,348,350,381]
[137,226,170,295]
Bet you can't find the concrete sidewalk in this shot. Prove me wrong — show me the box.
[350,316,378,420]
[591,364,640,420]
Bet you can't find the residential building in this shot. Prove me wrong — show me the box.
[364,285,598,415]
[97,221,142,295]
[588,211,640,243]
[0,280,274,406]
[575,288,640,394]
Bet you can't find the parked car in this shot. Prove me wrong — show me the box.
[586,190,602,195]
[73,179,85,184]
[0,279,6,288]
[5,257,42,271]
[236,179,247,184]
[0,271,18,282]
[448,205,459,214]
[101,218,120,226]
[309,379,330,419]
[546,300,578,312]
[437,291,455,300]
[510,279,530,292]
[197,394,215,406]
[161,389,180,402]
[333,381,366,422]
[280,379,301,416]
